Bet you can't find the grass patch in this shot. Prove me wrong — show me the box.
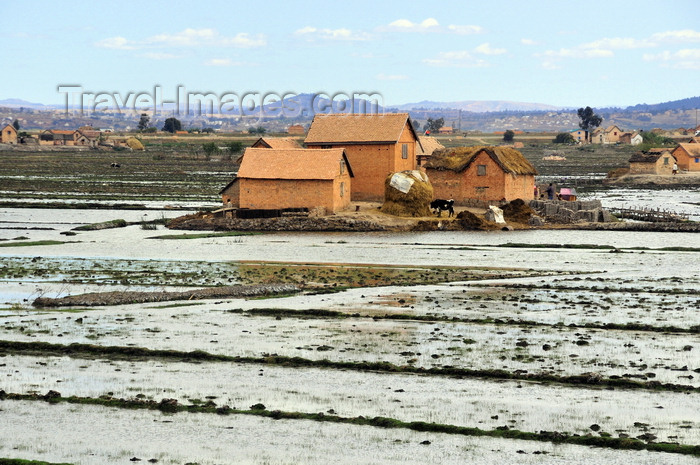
[0,240,67,248]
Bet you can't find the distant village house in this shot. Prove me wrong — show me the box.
[286,124,306,135]
[672,143,700,172]
[1,124,18,144]
[416,135,444,167]
[628,149,676,175]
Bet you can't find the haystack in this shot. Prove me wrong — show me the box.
[501,198,535,224]
[380,170,433,217]
[126,137,145,151]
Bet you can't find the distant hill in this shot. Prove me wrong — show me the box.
[621,96,700,113]
[392,100,567,112]
[0,98,46,109]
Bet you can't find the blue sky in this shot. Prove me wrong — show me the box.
[2,0,699,108]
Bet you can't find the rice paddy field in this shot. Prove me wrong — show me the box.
[0,148,699,464]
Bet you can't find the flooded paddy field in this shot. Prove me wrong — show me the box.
[1,206,699,463]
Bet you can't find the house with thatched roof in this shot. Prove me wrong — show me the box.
[251,137,302,149]
[220,147,353,213]
[628,149,676,175]
[304,113,421,201]
[672,143,700,172]
[0,124,18,144]
[416,136,444,166]
[424,146,538,205]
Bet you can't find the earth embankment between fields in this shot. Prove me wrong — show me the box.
[33,283,301,308]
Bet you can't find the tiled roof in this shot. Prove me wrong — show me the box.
[424,146,537,175]
[252,137,302,149]
[237,148,352,180]
[305,113,416,145]
[677,143,700,156]
[417,136,444,156]
[47,129,75,135]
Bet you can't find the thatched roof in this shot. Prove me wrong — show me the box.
[305,113,420,146]
[424,146,537,175]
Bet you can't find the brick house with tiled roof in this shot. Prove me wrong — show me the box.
[39,129,76,146]
[592,125,623,144]
[672,143,700,172]
[304,113,421,201]
[220,148,353,212]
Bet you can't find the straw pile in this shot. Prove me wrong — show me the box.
[126,137,145,151]
[380,170,433,217]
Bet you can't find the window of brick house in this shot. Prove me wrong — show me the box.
[477,165,486,176]
[340,182,345,197]
[663,157,669,165]
[402,144,408,159]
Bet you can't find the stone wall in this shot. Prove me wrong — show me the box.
[529,199,614,223]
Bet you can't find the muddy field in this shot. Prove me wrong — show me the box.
[0,146,699,464]
[1,204,699,464]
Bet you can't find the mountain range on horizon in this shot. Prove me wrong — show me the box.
[1,95,699,115]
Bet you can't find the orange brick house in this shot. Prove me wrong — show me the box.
[220,147,353,213]
[287,124,306,135]
[672,143,700,172]
[424,146,538,205]
[304,113,421,201]
[251,137,302,149]
[1,124,18,144]
[416,136,444,167]
[628,149,676,175]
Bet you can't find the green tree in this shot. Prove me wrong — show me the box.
[248,126,266,135]
[162,117,182,133]
[137,113,150,131]
[503,130,515,142]
[12,119,20,131]
[637,131,675,151]
[227,141,243,154]
[423,117,444,134]
[553,132,575,144]
[202,142,220,158]
[577,106,602,142]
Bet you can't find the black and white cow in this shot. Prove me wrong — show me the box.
[430,199,454,217]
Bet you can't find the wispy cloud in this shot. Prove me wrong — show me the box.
[474,43,506,55]
[204,58,245,67]
[521,38,538,46]
[94,36,136,50]
[581,37,654,50]
[651,29,700,43]
[95,28,266,50]
[137,52,181,60]
[384,18,483,35]
[294,26,372,41]
[644,48,700,69]
[376,73,408,81]
[540,48,614,58]
[387,18,440,31]
[423,50,488,68]
[447,24,484,35]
